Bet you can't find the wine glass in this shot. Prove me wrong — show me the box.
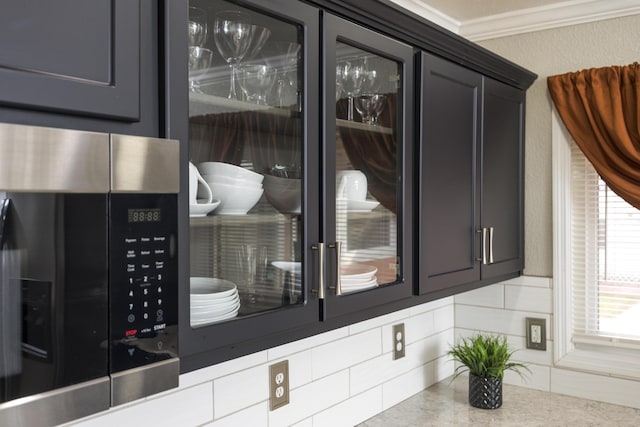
[336,58,366,121]
[213,10,254,100]
[238,59,276,105]
[188,46,213,93]
[265,42,302,108]
[354,93,387,125]
[188,7,208,47]
[368,93,387,125]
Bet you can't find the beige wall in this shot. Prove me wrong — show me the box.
[476,14,640,277]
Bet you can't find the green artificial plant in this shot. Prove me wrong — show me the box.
[448,334,530,380]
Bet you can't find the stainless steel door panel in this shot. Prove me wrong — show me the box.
[0,123,110,193]
[110,134,180,193]
[0,377,110,427]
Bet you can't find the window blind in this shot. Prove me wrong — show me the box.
[570,141,640,342]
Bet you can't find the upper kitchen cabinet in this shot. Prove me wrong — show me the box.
[173,0,321,366]
[417,52,524,295]
[0,0,157,133]
[322,14,414,319]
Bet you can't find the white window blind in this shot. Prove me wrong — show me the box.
[570,141,640,343]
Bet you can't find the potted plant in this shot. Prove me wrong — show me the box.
[448,334,530,409]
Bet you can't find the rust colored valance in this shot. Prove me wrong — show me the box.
[547,63,640,209]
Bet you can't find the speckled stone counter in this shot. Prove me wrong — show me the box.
[358,377,640,426]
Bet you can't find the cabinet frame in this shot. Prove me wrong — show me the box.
[321,13,415,320]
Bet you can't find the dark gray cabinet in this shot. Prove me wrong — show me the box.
[417,52,524,295]
[0,0,143,121]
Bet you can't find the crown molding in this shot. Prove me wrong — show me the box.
[460,0,640,41]
[387,0,460,33]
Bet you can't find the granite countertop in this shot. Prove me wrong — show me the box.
[358,377,640,426]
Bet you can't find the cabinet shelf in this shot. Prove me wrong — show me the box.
[189,92,298,118]
[336,118,393,135]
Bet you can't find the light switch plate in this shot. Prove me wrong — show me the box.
[269,360,290,410]
[393,323,406,360]
[526,317,546,351]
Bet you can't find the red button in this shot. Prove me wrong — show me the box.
[125,329,138,337]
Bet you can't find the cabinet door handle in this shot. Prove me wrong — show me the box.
[329,241,343,296]
[488,226,494,264]
[476,228,487,264]
[312,243,325,300]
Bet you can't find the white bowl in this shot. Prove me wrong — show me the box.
[263,175,301,214]
[191,300,241,319]
[190,277,238,300]
[340,264,377,280]
[197,162,264,184]
[208,181,264,215]
[202,173,263,189]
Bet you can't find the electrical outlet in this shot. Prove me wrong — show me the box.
[393,323,405,360]
[526,317,546,351]
[269,360,290,410]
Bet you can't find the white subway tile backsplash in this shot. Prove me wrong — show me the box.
[433,304,455,333]
[349,306,413,335]
[206,402,268,427]
[382,362,436,410]
[455,304,550,337]
[454,283,504,308]
[213,364,269,418]
[311,329,381,380]
[313,386,383,427]
[411,296,454,315]
[504,364,550,392]
[180,350,268,388]
[68,383,214,427]
[268,371,350,427]
[502,275,552,288]
[504,284,552,313]
[351,330,453,395]
[267,327,349,360]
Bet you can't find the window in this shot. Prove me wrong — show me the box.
[553,110,640,379]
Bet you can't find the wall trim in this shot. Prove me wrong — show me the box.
[390,0,640,41]
[462,0,640,41]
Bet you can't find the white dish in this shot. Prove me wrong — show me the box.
[342,282,378,293]
[190,277,238,300]
[207,181,264,215]
[341,275,378,285]
[346,199,380,212]
[190,309,239,326]
[272,261,302,274]
[201,173,263,189]
[342,277,378,289]
[191,293,239,308]
[197,162,264,184]
[191,300,241,319]
[189,199,221,217]
[340,264,377,280]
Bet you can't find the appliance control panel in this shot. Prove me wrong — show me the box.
[109,194,178,373]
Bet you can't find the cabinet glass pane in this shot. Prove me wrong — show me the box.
[188,0,304,327]
[335,42,401,294]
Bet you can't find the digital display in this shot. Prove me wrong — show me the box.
[128,208,161,223]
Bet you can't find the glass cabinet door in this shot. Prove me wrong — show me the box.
[182,0,319,348]
[323,14,414,319]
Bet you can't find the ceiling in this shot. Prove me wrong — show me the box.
[389,0,640,41]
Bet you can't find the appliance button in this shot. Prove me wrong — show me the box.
[127,314,135,323]
[125,237,138,244]
[154,248,165,256]
[141,263,151,270]
[127,264,136,272]
[155,261,164,270]
[140,249,151,256]
[156,309,164,322]
[126,250,136,259]
[140,237,151,243]
[143,312,149,320]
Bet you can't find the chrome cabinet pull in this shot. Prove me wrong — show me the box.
[488,226,494,264]
[476,228,487,264]
[329,241,342,296]
[311,243,325,299]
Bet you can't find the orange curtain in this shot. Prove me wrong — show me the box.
[547,63,640,209]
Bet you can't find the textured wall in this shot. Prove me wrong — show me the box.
[477,14,640,277]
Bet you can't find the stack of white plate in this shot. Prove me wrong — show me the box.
[340,264,378,293]
[190,277,240,327]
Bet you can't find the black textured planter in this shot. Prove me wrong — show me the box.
[468,374,502,409]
